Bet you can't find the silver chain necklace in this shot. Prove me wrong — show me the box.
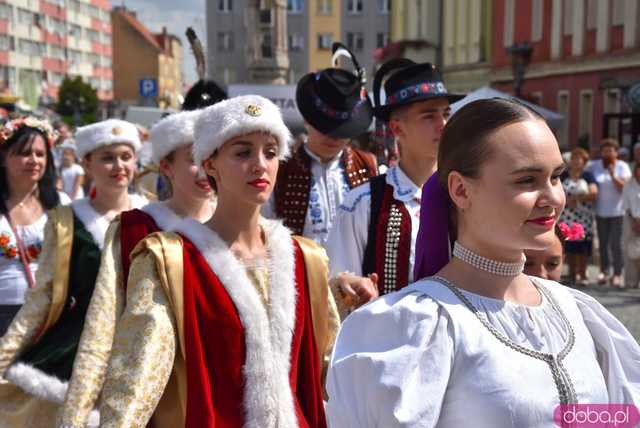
[453,241,525,276]
[432,275,578,404]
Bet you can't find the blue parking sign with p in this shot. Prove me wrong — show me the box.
[139,78,158,97]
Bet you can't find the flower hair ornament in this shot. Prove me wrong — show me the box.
[0,117,58,148]
[557,222,585,241]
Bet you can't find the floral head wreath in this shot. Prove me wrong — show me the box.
[0,117,58,149]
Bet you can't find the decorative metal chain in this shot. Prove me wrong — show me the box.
[383,205,402,294]
[431,276,577,404]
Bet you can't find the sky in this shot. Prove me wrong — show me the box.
[118,0,206,87]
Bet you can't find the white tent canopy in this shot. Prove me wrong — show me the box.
[451,86,565,130]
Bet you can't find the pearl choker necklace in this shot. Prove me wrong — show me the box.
[453,242,525,276]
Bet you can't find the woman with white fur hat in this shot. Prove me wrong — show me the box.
[0,119,146,427]
[58,109,217,427]
[99,95,337,428]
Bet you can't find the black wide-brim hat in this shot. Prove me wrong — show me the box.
[296,68,373,139]
[373,61,466,122]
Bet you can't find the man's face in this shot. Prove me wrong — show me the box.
[388,98,451,160]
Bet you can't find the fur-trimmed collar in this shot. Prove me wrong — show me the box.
[71,195,148,249]
[141,201,182,231]
[173,217,299,428]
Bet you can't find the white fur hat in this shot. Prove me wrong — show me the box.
[75,119,142,159]
[193,95,292,168]
[150,110,200,164]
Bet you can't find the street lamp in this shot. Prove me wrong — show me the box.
[506,42,533,98]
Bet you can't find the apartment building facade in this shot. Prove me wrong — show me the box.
[0,0,113,108]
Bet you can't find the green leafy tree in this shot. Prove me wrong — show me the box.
[55,76,99,126]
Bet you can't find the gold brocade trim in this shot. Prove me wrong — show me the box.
[34,206,74,343]
[132,232,187,428]
[292,235,330,366]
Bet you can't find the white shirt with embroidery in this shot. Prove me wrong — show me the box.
[325,165,422,281]
[263,145,351,246]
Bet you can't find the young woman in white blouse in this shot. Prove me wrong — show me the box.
[0,118,69,336]
[327,98,640,428]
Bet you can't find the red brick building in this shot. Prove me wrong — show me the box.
[491,0,640,152]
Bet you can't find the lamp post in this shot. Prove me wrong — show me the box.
[506,42,533,98]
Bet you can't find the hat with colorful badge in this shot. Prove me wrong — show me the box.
[193,95,292,168]
[75,119,141,158]
[373,59,466,122]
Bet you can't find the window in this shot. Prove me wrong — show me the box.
[604,89,621,114]
[18,39,45,56]
[346,32,364,51]
[0,3,13,22]
[88,4,100,18]
[604,89,621,139]
[101,79,113,91]
[612,0,624,26]
[217,32,233,51]
[557,91,570,148]
[378,0,390,13]
[288,34,304,51]
[317,33,333,49]
[0,66,16,92]
[563,0,573,35]
[579,90,593,140]
[47,17,67,35]
[49,72,64,86]
[68,49,83,63]
[261,32,272,58]
[68,24,82,37]
[68,0,81,13]
[287,0,303,13]
[87,53,100,65]
[376,32,389,48]
[102,55,112,67]
[317,0,332,14]
[531,0,543,42]
[503,0,514,47]
[49,44,65,60]
[0,35,14,51]
[347,0,363,14]
[586,0,597,30]
[218,0,232,12]
[17,8,37,26]
[259,9,272,26]
[85,29,100,42]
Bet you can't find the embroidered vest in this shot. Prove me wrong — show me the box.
[180,236,326,428]
[274,145,378,235]
[362,174,412,295]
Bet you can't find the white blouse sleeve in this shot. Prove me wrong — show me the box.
[568,288,640,405]
[326,291,454,428]
[325,185,372,278]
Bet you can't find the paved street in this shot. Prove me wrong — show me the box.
[578,285,640,341]
[565,266,640,341]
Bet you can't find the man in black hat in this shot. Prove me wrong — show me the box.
[326,59,465,316]
[263,50,378,246]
